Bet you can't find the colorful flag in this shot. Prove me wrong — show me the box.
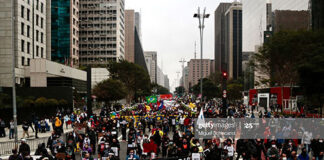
[146,95,157,103]
[197,107,205,125]
[158,100,164,110]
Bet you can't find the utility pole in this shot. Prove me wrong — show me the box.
[11,0,18,147]
[194,7,210,102]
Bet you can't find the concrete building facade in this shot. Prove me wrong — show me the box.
[187,59,211,89]
[273,10,311,32]
[164,75,170,90]
[51,0,79,67]
[79,0,125,66]
[0,0,48,87]
[224,2,242,80]
[214,3,232,74]
[144,51,157,83]
[125,10,135,63]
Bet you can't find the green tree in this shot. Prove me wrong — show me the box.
[227,83,243,102]
[175,86,185,97]
[151,83,170,95]
[192,78,221,100]
[47,98,59,107]
[209,72,222,87]
[21,99,34,108]
[58,99,68,108]
[254,30,324,108]
[108,60,151,104]
[93,78,127,103]
[35,97,47,108]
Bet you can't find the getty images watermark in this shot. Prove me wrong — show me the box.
[194,118,324,139]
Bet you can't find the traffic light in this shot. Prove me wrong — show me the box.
[222,71,228,80]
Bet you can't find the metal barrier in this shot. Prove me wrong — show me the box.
[0,137,48,156]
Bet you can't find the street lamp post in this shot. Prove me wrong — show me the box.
[11,0,18,147]
[194,7,209,102]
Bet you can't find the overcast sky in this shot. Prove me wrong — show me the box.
[125,0,234,92]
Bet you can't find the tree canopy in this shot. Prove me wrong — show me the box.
[108,60,151,104]
[192,78,221,100]
[92,78,127,103]
[255,30,324,107]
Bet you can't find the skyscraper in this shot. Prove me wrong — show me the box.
[312,0,324,30]
[224,2,242,80]
[51,0,79,67]
[214,3,231,74]
[79,0,125,66]
[144,51,157,83]
[125,10,147,70]
[0,0,48,87]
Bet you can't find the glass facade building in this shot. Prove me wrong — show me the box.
[51,0,71,64]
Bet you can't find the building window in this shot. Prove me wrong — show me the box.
[27,42,30,54]
[41,18,43,28]
[27,9,30,21]
[36,45,39,57]
[40,2,43,13]
[21,23,24,35]
[21,56,25,66]
[41,47,44,58]
[36,15,39,26]
[21,40,25,52]
[41,32,43,43]
[27,25,30,37]
[36,30,39,41]
[73,48,76,55]
[36,0,39,10]
[27,58,30,66]
[21,5,24,18]
[73,38,75,45]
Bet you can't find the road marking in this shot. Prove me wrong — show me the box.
[118,129,129,141]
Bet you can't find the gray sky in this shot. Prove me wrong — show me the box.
[126,0,234,92]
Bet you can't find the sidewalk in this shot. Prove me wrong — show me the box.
[0,124,73,143]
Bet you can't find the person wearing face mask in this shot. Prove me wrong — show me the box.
[282,140,297,159]
[297,147,309,160]
[267,141,280,160]
[125,149,140,160]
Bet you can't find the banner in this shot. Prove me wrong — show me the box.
[146,96,157,103]
[159,94,173,100]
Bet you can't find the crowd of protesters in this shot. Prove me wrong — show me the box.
[2,98,324,160]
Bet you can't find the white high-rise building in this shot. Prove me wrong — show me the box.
[79,0,125,65]
[0,0,48,87]
[144,51,157,83]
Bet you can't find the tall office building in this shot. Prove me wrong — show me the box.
[51,0,79,67]
[214,3,231,74]
[224,2,242,80]
[156,66,165,87]
[187,59,212,88]
[124,10,147,70]
[79,0,125,66]
[125,10,135,63]
[135,12,142,41]
[312,0,324,30]
[0,0,47,87]
[242,0,309,52]
[144,51,157,83]
[273,10,311,32]
[164,75,170,90]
